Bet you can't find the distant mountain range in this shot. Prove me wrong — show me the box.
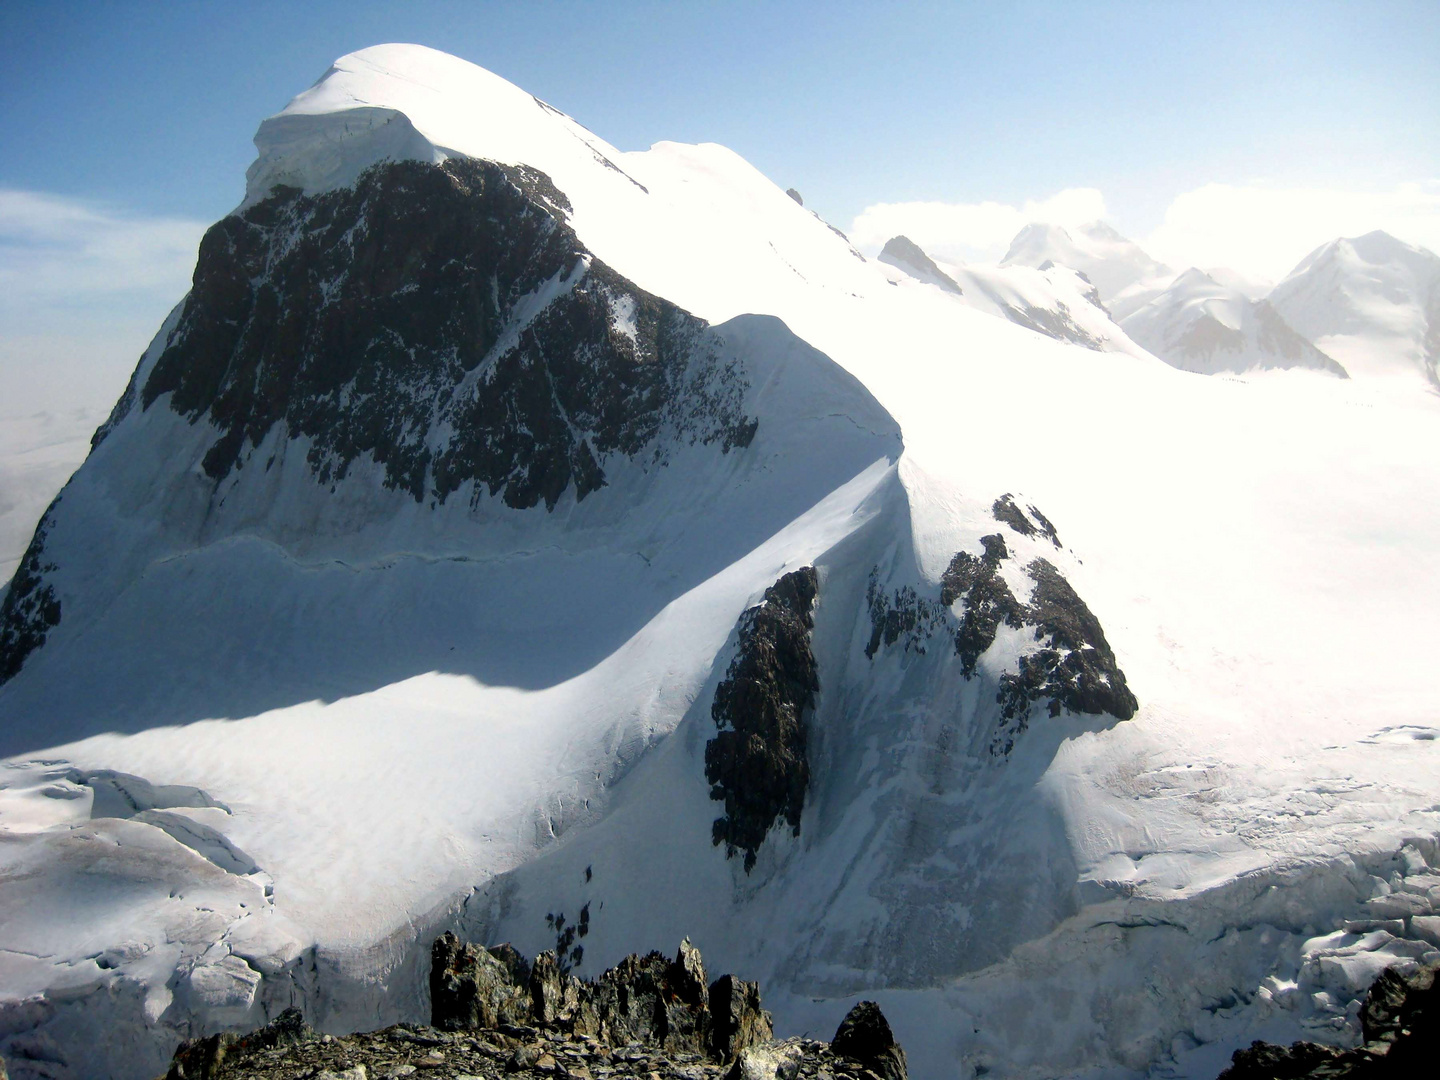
[884,219,1440,387]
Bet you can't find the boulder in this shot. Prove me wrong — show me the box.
[831,1001,907,1080]
[708,974,773,1062]
[431,931,533,1030]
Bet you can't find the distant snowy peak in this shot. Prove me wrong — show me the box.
[878,236,962,294]
[1269,230,1440,387]
[1121,267,1347,378]
[1000,220,1172,307]
[877,235,1150,358]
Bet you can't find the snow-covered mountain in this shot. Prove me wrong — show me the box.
[1000,220,1173,319]
[3,45,1440,1080]
[1000,223,1362,380]
[1120,268,1348,377]
[878,234,1150,357]
[1268,230,1440,390]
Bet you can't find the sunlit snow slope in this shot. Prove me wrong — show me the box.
[1269,230,1440,391]
[3,45,1440,1080]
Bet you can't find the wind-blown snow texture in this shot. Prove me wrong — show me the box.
[3,44,1440,1080]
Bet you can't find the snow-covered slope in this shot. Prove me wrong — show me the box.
[878,234,1151,358]
[1268,230,1440,390]
[1000,220,1173,319]
[4,44,1440,1080]
[1120,268,1347,377]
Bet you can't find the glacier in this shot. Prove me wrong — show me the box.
[2,43,1440,1080]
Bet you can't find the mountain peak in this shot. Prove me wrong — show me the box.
[878,235,962,294]
[245,43,640,210]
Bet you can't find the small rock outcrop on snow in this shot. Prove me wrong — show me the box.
[705,567,819,871]
[865,506,1135,757]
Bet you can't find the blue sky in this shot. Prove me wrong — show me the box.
[2,0,1438,412]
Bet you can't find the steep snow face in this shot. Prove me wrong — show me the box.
[878,234,1153,358]
[1001,220,1173,314]
[1268,231,1440,389]
[5,43,1440,1080]
[1121,268,1348,377]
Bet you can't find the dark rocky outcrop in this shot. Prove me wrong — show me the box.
[864,570,946,659]
[0,501,62,685]
[166,1007,310,1079]
[990,494,1060,548]
[431,932,533,1031]
[993,558,1137,738]
[830,1001,908,1080]
[164,936,906,1079]
[140,157,756,509]
[866,525,1135,756]
[705,567,820,871]
[941,535,1136,754]
[1217,962,1439,1078]
[785,188,804,206]
[939,533,1023,678]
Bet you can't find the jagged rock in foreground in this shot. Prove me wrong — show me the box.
[1217,961,1438,1079]
[163,937,905,1080]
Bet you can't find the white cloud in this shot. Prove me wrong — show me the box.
[0,190,206,415]
[1142,182,1440,282]
[848,187,1107,264]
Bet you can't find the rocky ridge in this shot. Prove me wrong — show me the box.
[160,937,907,1080]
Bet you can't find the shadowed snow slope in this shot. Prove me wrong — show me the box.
[3,44,1440,1080]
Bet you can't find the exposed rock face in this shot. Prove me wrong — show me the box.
[1217,961,1439,1078]
[864,571,946,659]
[708,975,773,1063]
[990,493,1060,548]
[785,188,804,206]
[138,157,756,510]
[162,936,900,1080]
[0,157,765,688]
[165,1007,310,1079]
[705,567,820,871]
[941,535,1137,753]
[830,1001,908,1080]
[431,932,533,1031]
[0,501,62,684]
[433,936,769,1060]
[866,507,1135,757]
